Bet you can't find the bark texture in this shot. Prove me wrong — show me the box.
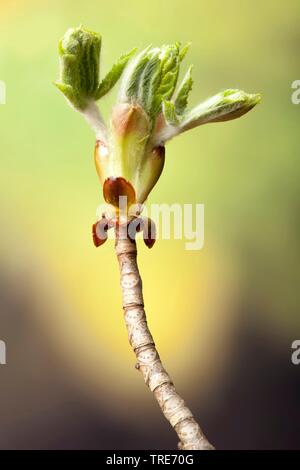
[115,226,214,450]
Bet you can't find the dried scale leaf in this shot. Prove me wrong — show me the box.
[103,176,136,208]
[92,219,109,247]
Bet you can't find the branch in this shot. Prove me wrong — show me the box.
[114,225,214,450]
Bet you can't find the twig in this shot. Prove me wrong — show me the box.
[115,225,214,450]
[56,26,260,450]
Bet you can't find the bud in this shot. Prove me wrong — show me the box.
[56,29,261,247]
[94,102,165,208]
[110,104,151,187]
[112,103,150,137]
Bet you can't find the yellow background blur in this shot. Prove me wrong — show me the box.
[0,0,299,449]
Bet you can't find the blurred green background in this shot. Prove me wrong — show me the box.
[0,0,299,449]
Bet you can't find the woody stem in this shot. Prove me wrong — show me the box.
[114,225,214,450]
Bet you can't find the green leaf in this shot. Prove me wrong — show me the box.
[95,48,137,100]
[120,43,183,120]
[138,49,161,116]
[54,82,79,108]
[156,44,180,99]
[180,89,262,131]
[55,26,102,110]
[123,46,152,99]
[178,42,191,62]
[151,44,181,117]
[162,100,180,126]
[174,65,193,115]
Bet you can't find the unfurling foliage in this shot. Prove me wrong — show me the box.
[55,26,135,110]
[55,26,261,209]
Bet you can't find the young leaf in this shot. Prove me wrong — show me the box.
[138,49,161,116]
[121,46,152,100]
[162,100,180,126]
[119,43,184,120]
[150,44,181,117]
[178,42,191,62]
[156,44,180,100]
[55,26,102,110]
[180,89,261,132]
[96,48,137,100]
[154,89,261,145]
[174,65,193,115]
[54,82,79,109]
